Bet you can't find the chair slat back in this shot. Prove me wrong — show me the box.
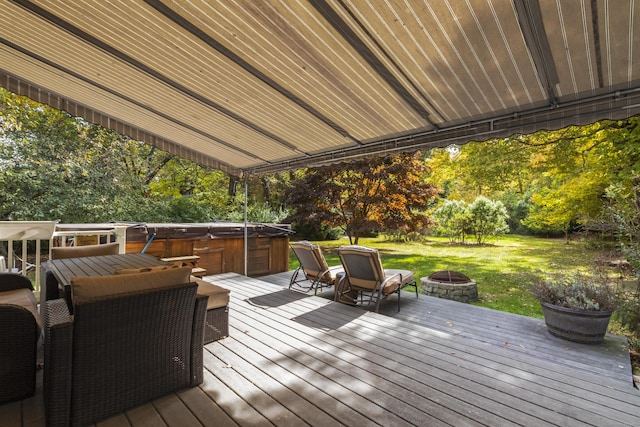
[290,241,329,279]
[337,246,385,290]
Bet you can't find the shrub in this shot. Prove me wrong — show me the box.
[433,199,471,243]
[531,270,621,312]
[383,228,429,243]
[433,197,510,244]
[291,222,342,240]
[500,192,532,234]
[617,296,640,340]
[468,196,510,244]
[227,202,290,223]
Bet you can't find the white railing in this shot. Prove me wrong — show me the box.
[52,224,129,254]
[0,222,129,292]
[0,221,58,291]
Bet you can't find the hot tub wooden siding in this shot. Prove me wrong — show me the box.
[126,236,289,277]
[122,223,291,277]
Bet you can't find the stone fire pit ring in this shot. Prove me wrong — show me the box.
[421,270,477,303]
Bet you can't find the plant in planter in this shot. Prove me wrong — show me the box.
[531,270,621,344]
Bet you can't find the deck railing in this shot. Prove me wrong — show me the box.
[0,221,128,293]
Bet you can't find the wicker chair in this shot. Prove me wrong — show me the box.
[289,241,343,295]
[43,269,206,427]
[0,272,40,403]
[336,245,417,312]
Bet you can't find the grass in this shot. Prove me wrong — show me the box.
[289,234,619,319]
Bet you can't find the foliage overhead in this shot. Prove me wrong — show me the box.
[428,117,640,237]
[0,88,240,223]
[284,153,439,244]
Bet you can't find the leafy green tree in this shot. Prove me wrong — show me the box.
[520,122,630,238]
[285,152,438,244]
[433,197,509,244]
[428,119,640,237]
[148,156,235,221]
[0,88,235,223]
[467,196,509,244]
[0,89,126,222]
[432,199,471,243]
[427,137,534,201]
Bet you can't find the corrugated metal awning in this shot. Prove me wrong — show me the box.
[2,0,639,176]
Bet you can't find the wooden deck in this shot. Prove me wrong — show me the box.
[3,272,640,426]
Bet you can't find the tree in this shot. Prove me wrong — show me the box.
[427,139,537,234]
[285,152,439,244]
[433,197,509,244]
[432,199,471,243]
[0,88,242,223]
[520,121,630,238]
[467,196,509,244]
[427,119,640,237]
[427,137,534,201]
[149,156,235,220]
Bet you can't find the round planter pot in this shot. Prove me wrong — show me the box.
[540,302,612,344]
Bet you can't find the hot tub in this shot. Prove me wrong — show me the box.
[55,222,293,277]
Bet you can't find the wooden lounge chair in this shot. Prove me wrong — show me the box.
[289,241,343,295]
[336,245,417,312]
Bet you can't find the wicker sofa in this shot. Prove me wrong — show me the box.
[43,267,206,427]
[192,277,230,343]
[0,272,41,403]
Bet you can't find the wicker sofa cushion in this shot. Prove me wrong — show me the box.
[71,267,192,303]
[190,277,230,310]
[0,288,41,333]
[51,242,120,260]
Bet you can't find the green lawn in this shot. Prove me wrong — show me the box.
[289,234,614,318]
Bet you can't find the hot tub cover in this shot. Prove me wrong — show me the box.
[55,222,293,242]
[125,223,293,242]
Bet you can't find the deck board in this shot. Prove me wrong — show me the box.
[262,271,632,386]
[204,348,305,427]
[177,386,239,427]
[218,323,384,427]
[222,274,639,426]
[5,271,640,426]
[227,287,510,426]
[153,393,203,427]
[211,339,344,426]
[226,309,451,426]
[200,361,271,427]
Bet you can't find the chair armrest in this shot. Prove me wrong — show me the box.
[43,298,73,427]
[190,294,207,386]
[380,272,402,294]
[0,272,33,292]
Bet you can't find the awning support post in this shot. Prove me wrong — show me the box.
[244,174,249,276]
